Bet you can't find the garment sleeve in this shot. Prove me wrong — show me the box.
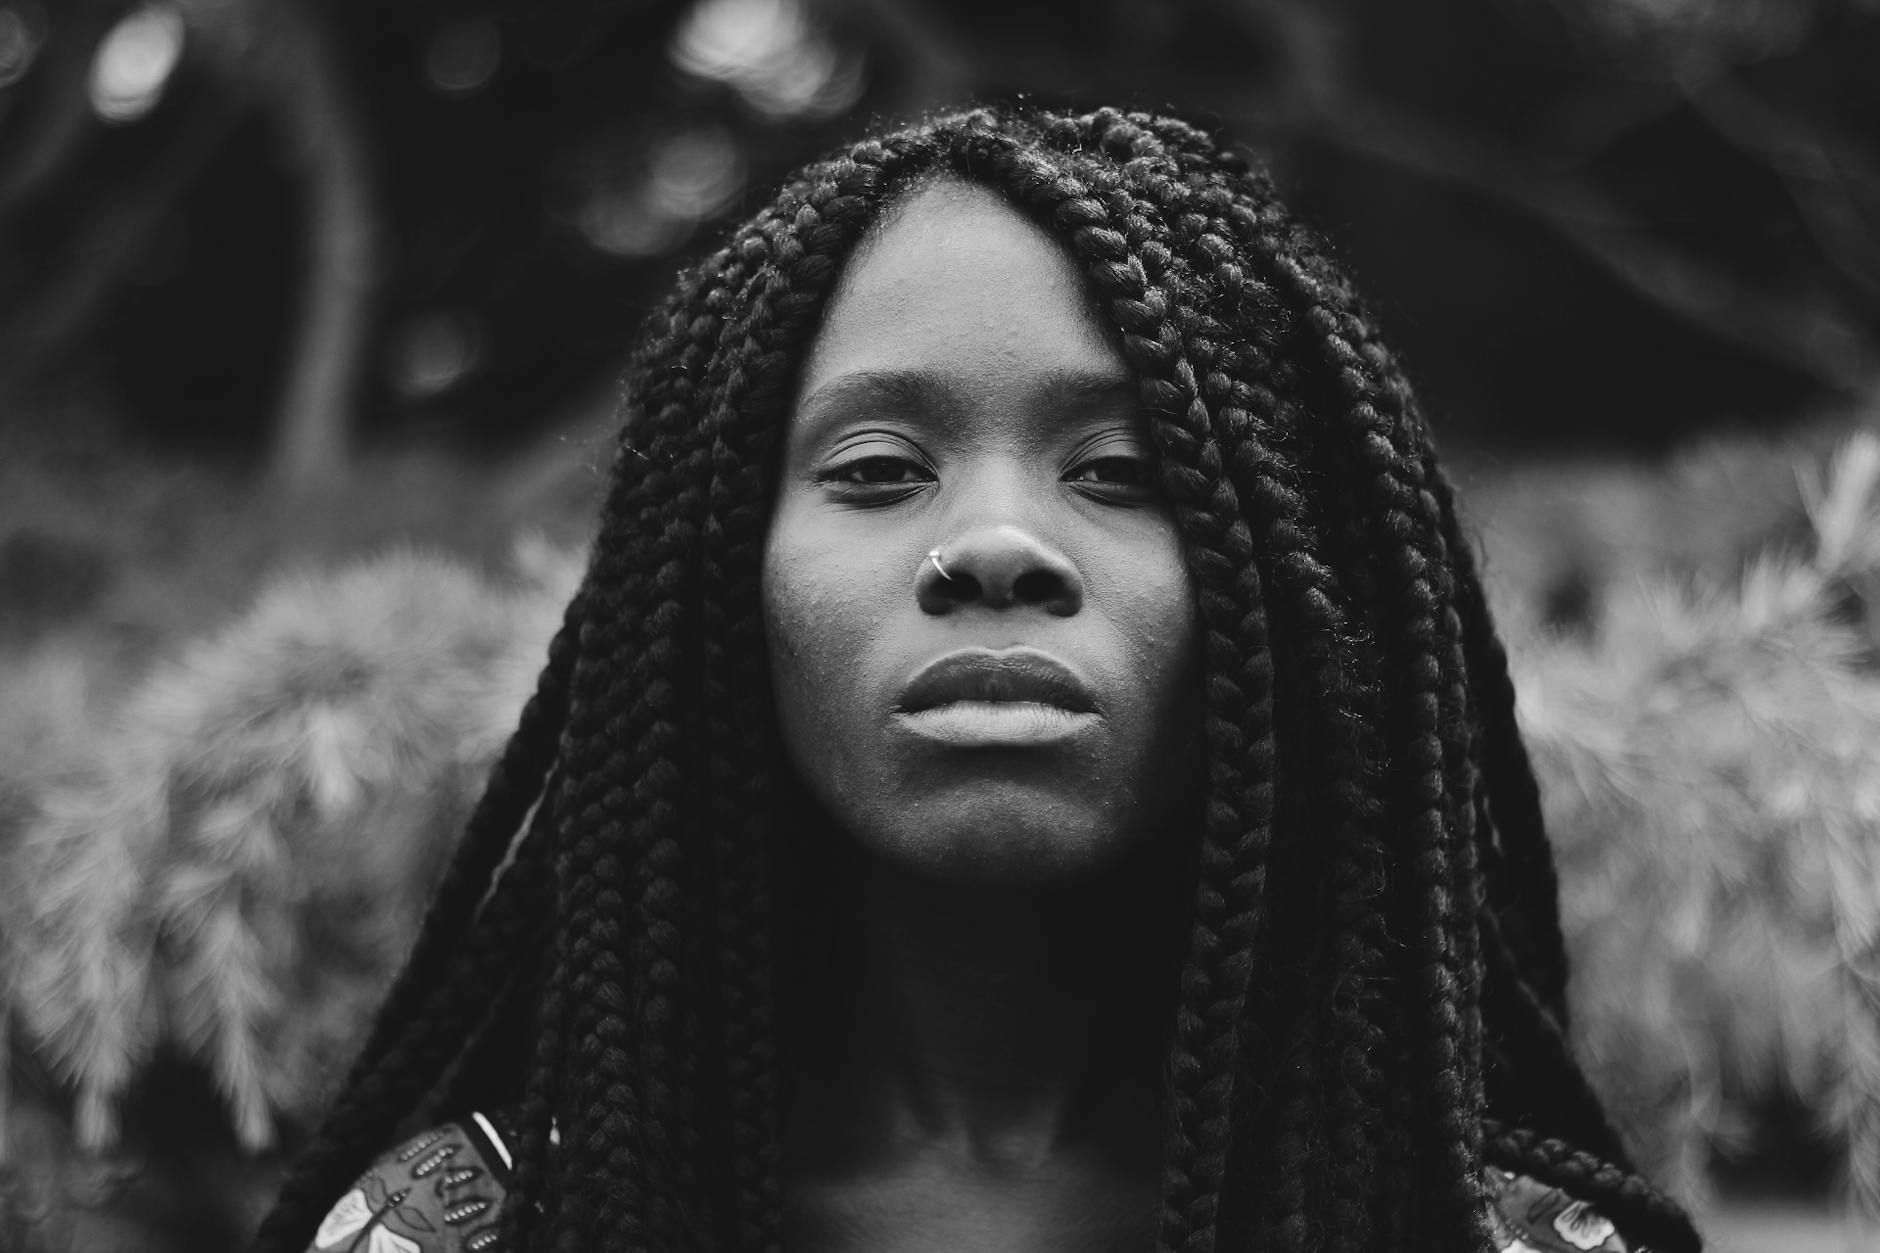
[304,1111,516,1253]
[1484,1165,1647,1253]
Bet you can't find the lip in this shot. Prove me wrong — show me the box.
[896,648,1099,715]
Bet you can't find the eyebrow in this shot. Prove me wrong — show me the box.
[795,369,955,421]
[1037,370,1140,412]
[794,367,1141,425]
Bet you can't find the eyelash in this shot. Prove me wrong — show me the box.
[819,451,1157,504]
[1064,455,1157,499]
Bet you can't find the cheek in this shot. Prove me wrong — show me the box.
[760,527,889,785]
[1105,532,1201,717]
[762,545,836,726]
[1103,531,1204,821]
[1136,549,1206,816]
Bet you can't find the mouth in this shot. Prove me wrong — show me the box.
[893,649,1099,747]
[896,648,1098,715]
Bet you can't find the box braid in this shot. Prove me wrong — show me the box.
[252,105,1699,1253]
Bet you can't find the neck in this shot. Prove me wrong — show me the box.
[787,840,1186,1170]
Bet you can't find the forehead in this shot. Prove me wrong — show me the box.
[792,178,1124,403]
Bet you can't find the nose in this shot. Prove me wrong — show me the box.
[917,525,1084,617]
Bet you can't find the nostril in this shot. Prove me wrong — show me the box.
[1015,565,1081,616]
[1013,569,1064,606]
[917,556,982,614]
[917,526,1084,616]
[942,571,982,601]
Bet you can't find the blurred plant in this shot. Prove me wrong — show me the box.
[1,546,579,1152]
[0,543,578,1250]
[1509,431,1880,1229]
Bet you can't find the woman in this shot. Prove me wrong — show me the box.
[252,104,1702,1253]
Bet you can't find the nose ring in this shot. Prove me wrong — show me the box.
[928,547,952,582]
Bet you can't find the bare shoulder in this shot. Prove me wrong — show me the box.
[1485,1166,1654,1253]
[305,1111,516,1253]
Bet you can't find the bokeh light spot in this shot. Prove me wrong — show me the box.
[424,16,502,97]
[0,2,48,90]
[671,0,862,121]
[88,3,185,125]
[647,126,742,221]
[575,125,746,259]
[389,311,484,399]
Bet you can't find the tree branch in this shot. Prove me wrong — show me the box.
[1298,96,1880,398]
[1676,64,1880,303]
[187,0,383,489]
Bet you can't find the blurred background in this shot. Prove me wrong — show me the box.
[3,0,1880,1248]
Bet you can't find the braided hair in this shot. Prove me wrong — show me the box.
[251,104,1700,1253]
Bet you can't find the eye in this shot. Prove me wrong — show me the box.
[1065,454,1157,503]
[818,446,935,503]
[838,455,931,485]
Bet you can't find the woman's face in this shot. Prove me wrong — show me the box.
[761,178,1200,881]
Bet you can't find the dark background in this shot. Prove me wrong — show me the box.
[6,0,1877,478]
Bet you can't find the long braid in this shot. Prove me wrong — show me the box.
[1100,115,1411,1250]
[571,446,718,1248]
[1007,112,1473,1241]
[695,159,895,1251]
[499,805,577,1249]
[1427,464,1573,1021]
[1002,141,1277,1251]
[1090,106,1679,1250]
[1060,112,1451,1241]
[1182,173,1484,1248]
[1067,113,1474,1252]
[1180,123,1680,1252]
[534,146,923,1249]
[1339,335,1486,1250]
[512,371,708,1247]
[480,361,738,1250]
[1422,457,1696,1243]
[699,239,793,1253]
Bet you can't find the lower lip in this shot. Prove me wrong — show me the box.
[894,702,1096,746]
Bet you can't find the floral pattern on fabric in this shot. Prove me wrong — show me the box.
[308,1114,1644,1252]
[305,1117,511,1253]
[1486,1165,1642,1253]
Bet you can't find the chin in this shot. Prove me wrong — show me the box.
[860,795,1147,884]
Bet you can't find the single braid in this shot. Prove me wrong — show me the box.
[1427,465,1573,1021]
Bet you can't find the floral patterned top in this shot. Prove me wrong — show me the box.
[1483,1165,1641,1252]
[303,1116,1645,1252]
[308,1112,520,1253]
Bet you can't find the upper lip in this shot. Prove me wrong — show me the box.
[896,648,1098,714]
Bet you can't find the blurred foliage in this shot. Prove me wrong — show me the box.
[7,405,1880,1248]
[0,0,1876,480]
[1474,429,1880,1231]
